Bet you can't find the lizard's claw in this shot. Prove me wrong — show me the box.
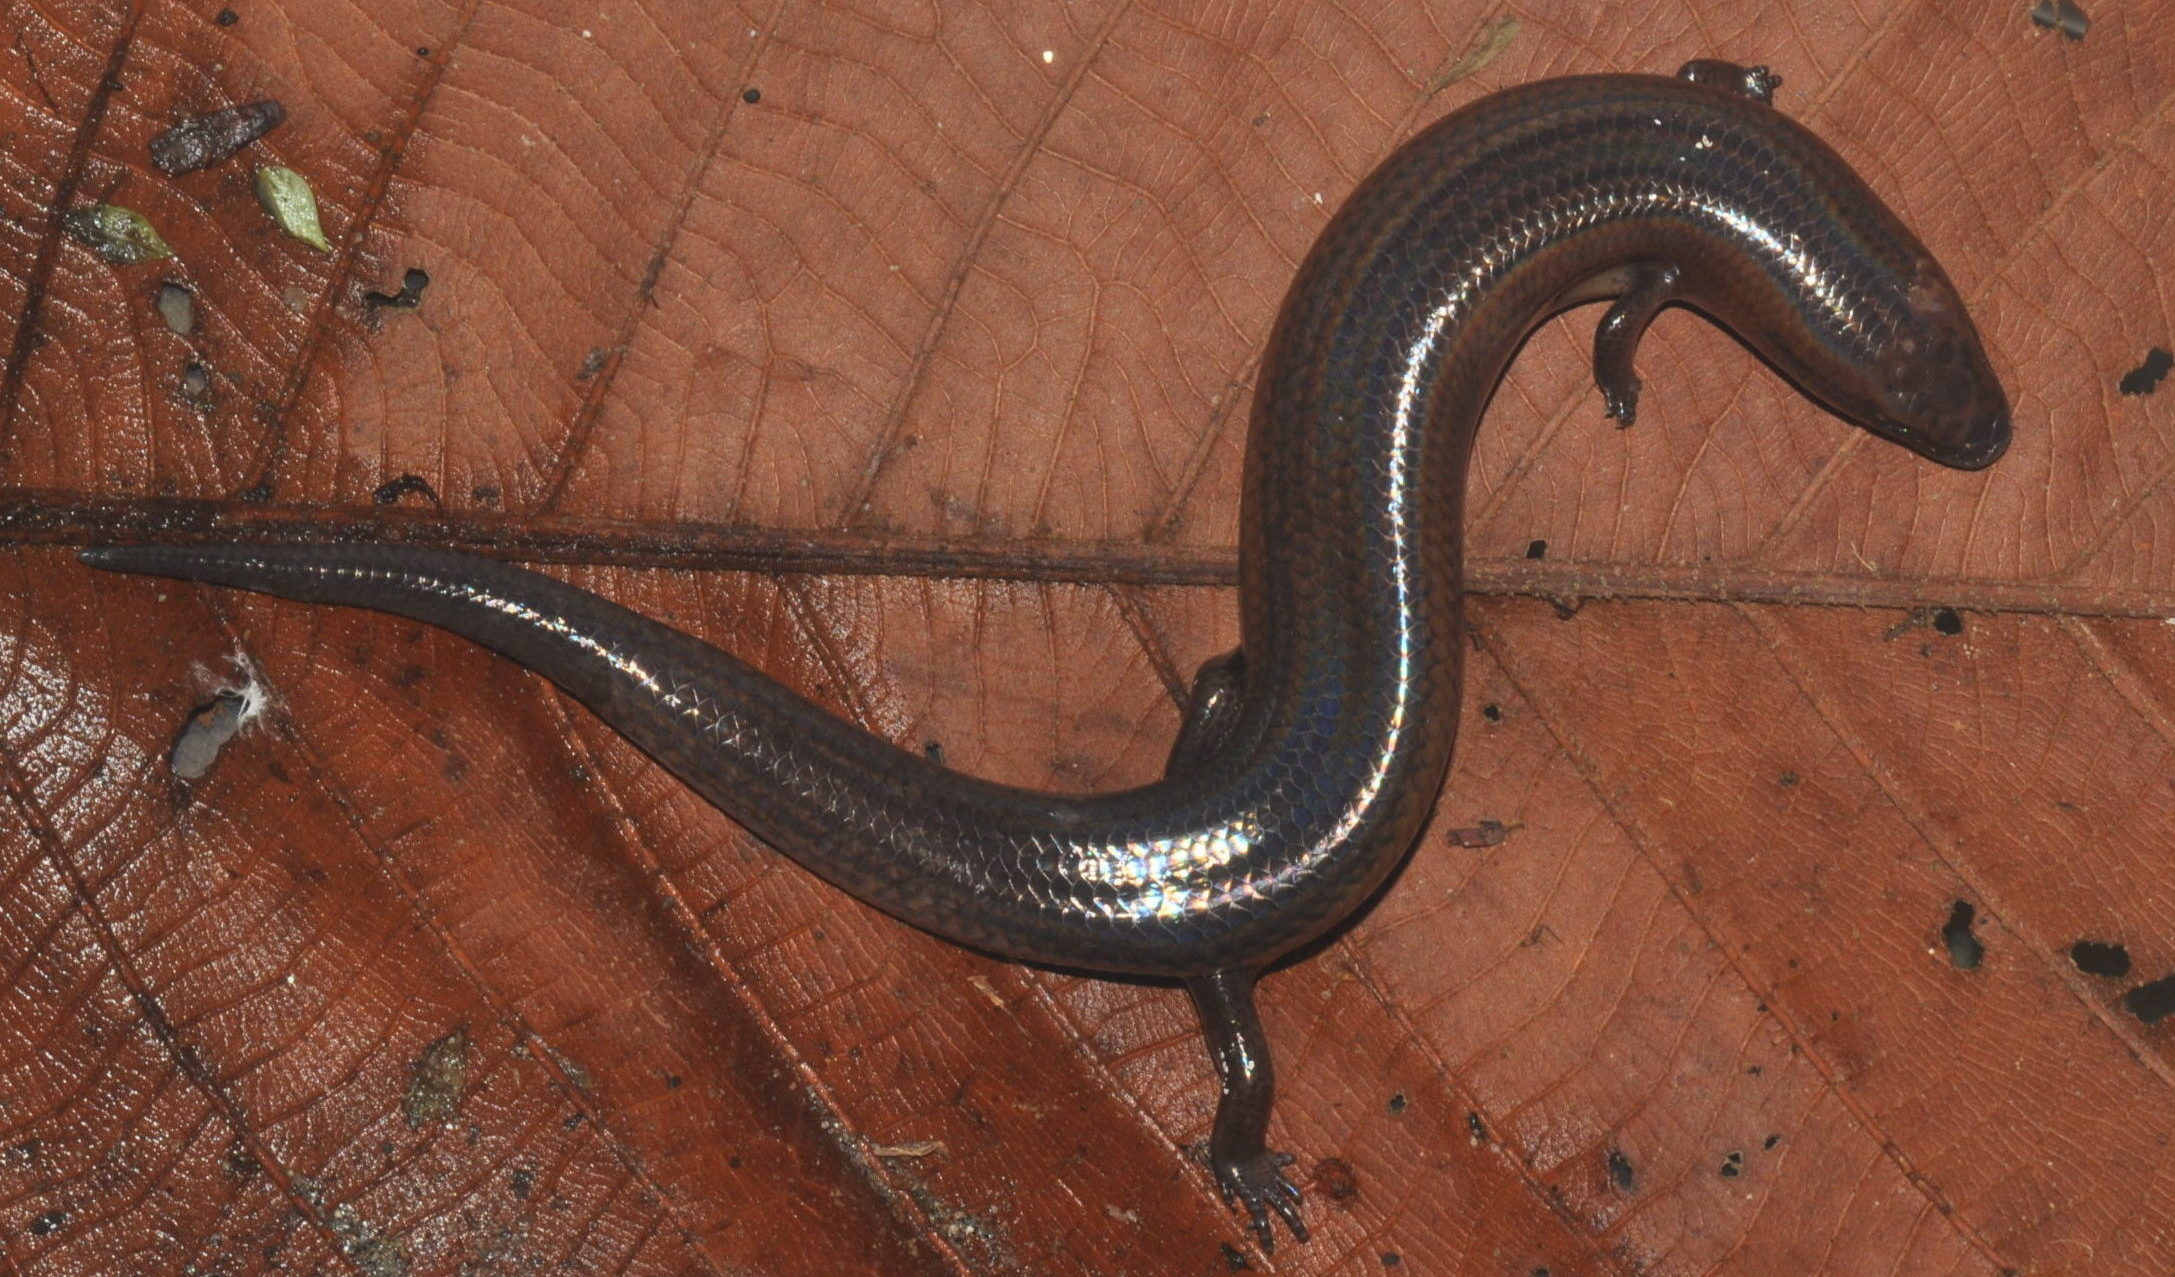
[1216,1147,1307,1250]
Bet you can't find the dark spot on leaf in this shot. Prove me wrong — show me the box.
[179,361,215,410]
[510,1167,533,1199]
[2070,939,2131,978]
[1719,1150,1743,1177]
[150,99,285,175]
[342,1233,408,1277]
[2119,346,2172,395]
[1763,1133,1781,1149]
[364,268,430,311]
[1466,1111,1487,1143]
[216,8,239,24]
[1313,1156,1358,1202]
[373,474,440,506]
[1931,608,1964,636]
[415,46,430,57]
[471,484,501,503]
[1381,1253,1401,1268]
[2030,0,2089,40]
[1445,819,1506,848]
[403,1026,470,1128]
[1221,1242,1250,1270]
[1778,771,1798,786]
[665,1072,683,1088]
[1481,702,1503,723]
[743,87,761,103]
[1525,538,1547,559]
[578,347,611,379]
[544,1043,592,1094]
[226,1142,260,1177]
[1607,1148,1635,1192]
[1386,1092,1407,1114]
[29,1210,67,1236]
[2123,973,2175,1025]
[1943,900,1985,970]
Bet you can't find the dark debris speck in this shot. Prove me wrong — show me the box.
[364,267,430,311]
[2123,973,2175,1025]
[1313,1157,1359,1203]
[1607,1148,1635,1192]
[1444,819,1507,848]
[403,1027,470,1128]
[150,99,285,175]
[1943,900,1985,971]
[373,473,440,506]
[2030,0,2090,40]
[2070,939,2131,979]
[2119,346,2173,396]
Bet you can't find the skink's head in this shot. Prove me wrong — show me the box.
[1681,93,2013,472]
[1857,261,2011,470]
[1743,246,2010,471]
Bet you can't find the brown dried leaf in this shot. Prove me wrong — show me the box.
[2,1,2172,1274]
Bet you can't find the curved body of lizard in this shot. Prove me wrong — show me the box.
[86,60,2011,1245]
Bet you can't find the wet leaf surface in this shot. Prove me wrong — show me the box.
[2,2,2172,1273]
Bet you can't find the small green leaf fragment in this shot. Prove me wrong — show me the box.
[61,204,173,264]
[253,165,331,251]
